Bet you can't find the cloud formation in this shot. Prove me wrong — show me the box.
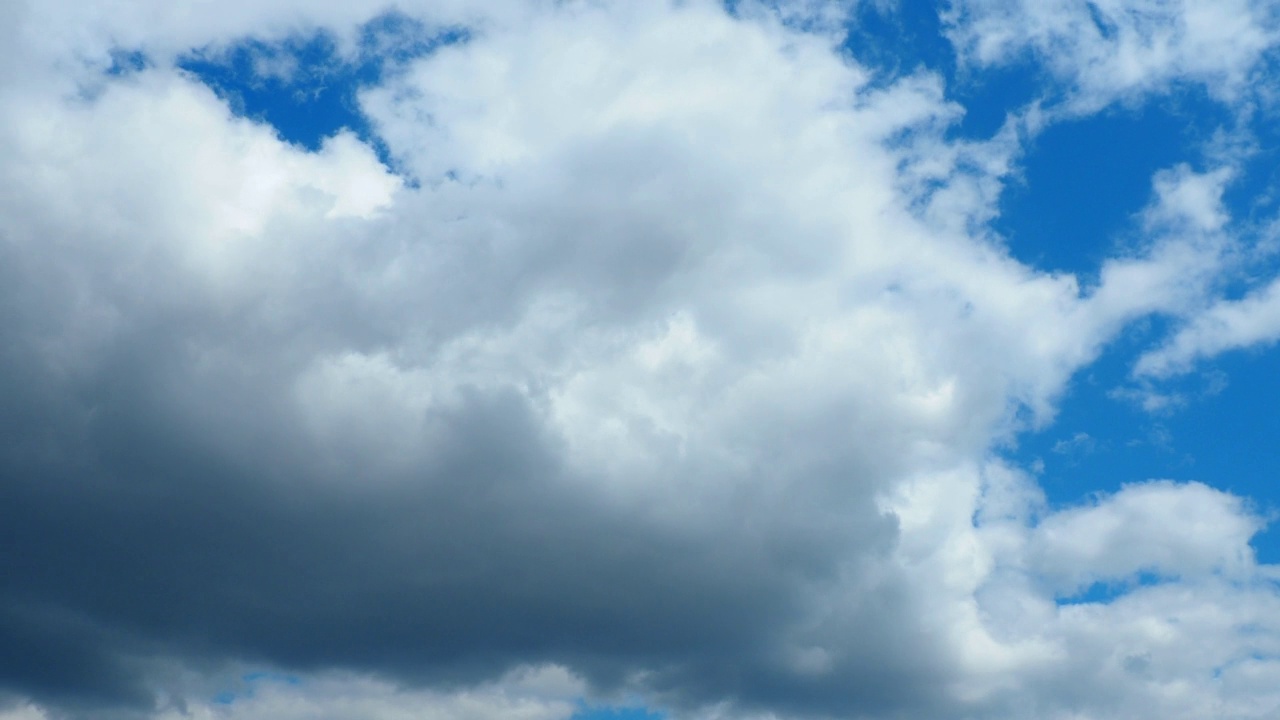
[1136,276,1280,377]
[944,0,1280,114]
[2,1,1280,719]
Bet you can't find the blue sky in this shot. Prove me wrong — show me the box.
[4,1,1280,720]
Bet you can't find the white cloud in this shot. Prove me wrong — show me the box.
[1136,277,1280,377]
[183,668,583,720]
[1051,431,1096,455]
[886,465,1280,719]
[1102,161,1280,381]
[3,667,585,720]
[1027,481,1261,594]
[1074,162,1275,403]
[0,705,48,720]
[944,0,1280,114]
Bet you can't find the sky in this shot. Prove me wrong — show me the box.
[3,1,1280,719]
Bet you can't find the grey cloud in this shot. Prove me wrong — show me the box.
[0,146,925,714]
[0,9,1044,719]
[0,312,918,717]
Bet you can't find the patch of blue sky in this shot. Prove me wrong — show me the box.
[241,670,302,685]
[1213,651,1280,680]
[994,89,1280,564]
[1008,318,1182,489]
[1159,351,1280,535]
[835,0,1280,571]
[177,32,368,152]
[1223,102,1280,229]
[842,2,1254,273]
[848,7,1280,562]
[1055,571,1169,607]
[843,0,1046,139]
[842,0,952,82]
[1216,126,1280,313]
[210,671,302,706]
[175,12,466,169]
[573,701,666,720]
[106,48,149,76]
[996,90,1235,278]
[1009,319,1280,564]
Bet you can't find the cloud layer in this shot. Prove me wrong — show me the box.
[2,1,1280,719]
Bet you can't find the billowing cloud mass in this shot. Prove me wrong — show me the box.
[2,1,1280,719]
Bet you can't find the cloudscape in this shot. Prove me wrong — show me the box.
[3,1,1280,719]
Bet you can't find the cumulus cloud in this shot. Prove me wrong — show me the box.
[1105,153,1280,381]
[1136,276,1280,376]
[1027,481,1261,594]
[888,468,1280,720]
[2,1,1280,719]
[944,0,1280,114]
